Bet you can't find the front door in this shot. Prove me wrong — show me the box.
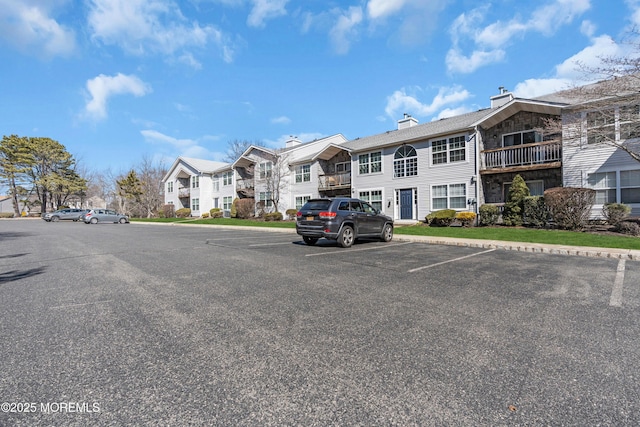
[399,189,413,220]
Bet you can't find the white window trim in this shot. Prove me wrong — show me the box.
[430,183,467,211]
[430,134,469,166]
[358,151,383,175]
[294,194,312,210]
[358,188,384,211]
[294,164,311,184]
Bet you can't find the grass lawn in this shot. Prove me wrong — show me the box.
[131,218,640,250]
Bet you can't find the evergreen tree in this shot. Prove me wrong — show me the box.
[503,174,530,226]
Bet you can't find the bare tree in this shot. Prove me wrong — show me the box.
[262,151,289,214]
[135,156,168,218]
[551,30,640,162]
[223,139,265,163]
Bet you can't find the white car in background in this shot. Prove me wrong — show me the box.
[83,209,129,224]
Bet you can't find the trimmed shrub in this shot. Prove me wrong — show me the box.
[503,174,530,226]
[478,204,499,226]
[264,212,283,221]
[544,187,595,230]
[162,204,175,218]
[235,198,254,219]
[455,211,476,227]
[285,209,298,220]
[210,208,223,218]
[523,196,548,228]
[230,198,238,218]
[426,209,456,226]
[0,212,14,218]
[201,212,210,218]
[175,207,191,218]
[602,203,631,226]
[615,221,640,236]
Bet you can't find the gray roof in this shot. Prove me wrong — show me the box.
[179,157,229,173]
[344,108,496,152]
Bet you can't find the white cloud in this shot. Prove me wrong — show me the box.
[447,0,591,74]
[0,0,76,58]
[271,116,291,125]
[88,0,238,65]
[384,86,471,119]
[445,48,505,74]
[329,6,363,55]
[247,0,289,28]
[366,0,407,20]
[513,34,622,98]
[141,129,226,161]
[83,73,152,120]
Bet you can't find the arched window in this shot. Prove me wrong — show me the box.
[394,145,417,177]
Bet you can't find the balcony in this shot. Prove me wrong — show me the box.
[236,179,254,198]
[481,141,562,174]
[318,172,351,191]
[178,187,190,198]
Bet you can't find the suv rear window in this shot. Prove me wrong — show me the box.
[301,200,332,210]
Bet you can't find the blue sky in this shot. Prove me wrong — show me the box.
[1,0,638,174]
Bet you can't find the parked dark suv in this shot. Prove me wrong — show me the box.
[296,198,394,248]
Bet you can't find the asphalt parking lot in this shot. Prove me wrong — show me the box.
[1,220,639,426]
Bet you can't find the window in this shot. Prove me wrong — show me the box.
[259,162,272,179]
[586,109,616,145]
[432,136,466,165]
[295,164,311,183]
[359,190,383,211]
[358,151,382,174]
[213,197,219,209]
[295,195,311,210]
[191,198,200,211]
[191,175,199,188]
[223,196,233,210]
[621,170,640,204]
[394,145,417,178]
[335,162,351,173]
[504,180,545,198]
[167,181,173,193]
[213,179,219,192]
[431,184,466,210]
[502,131,542,147]
[259,192,273,209]
[223,171,233,186]
[587,172,617,204]
[620,105,640,140]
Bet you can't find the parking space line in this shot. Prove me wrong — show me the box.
[609,259,626,307]
[249,241,297,247]
[408,249,496,273]
[305,242,413,257]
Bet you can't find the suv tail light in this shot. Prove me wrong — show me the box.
[319,211,336,218]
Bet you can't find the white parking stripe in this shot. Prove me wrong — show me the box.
[249,241,298,247]
[609,259,626,307]
[305,242,413,257]
[408,249,496,273]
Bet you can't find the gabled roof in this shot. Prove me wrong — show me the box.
[163,156,230,182]
[474,98,566,129]
[344,108,496,152]
[232,145,277,169]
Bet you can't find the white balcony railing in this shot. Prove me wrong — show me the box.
[482,141,562,170]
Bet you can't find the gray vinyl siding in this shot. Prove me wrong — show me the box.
[563,115,640,216]
[352,135,478,220]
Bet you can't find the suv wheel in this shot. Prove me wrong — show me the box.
[381,223,393,242]
[51,216,60,222]
[303,236,318,246]
[338,225,354,248]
